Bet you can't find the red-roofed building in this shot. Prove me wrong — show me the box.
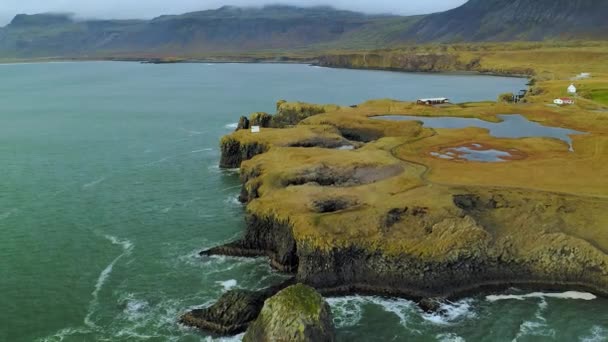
[554,98,575,105]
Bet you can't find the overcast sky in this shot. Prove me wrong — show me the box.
[0,0,468,25]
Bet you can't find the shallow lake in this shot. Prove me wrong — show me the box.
[373,114,584,150]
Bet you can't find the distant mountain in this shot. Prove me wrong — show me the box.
[403,0,608,41]
[0,6,399,57]
[0,1,606,58]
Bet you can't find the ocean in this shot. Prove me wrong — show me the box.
[1,61,605,342]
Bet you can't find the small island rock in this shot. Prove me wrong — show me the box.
[243,284,335,342]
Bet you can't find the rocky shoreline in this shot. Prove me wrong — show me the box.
[181,98,608,337]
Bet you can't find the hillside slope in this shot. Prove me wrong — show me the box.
[0,1,607,58]
[0,6,398,57]
[404,0,608,42]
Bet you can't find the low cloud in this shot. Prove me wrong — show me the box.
[0,0,467,25]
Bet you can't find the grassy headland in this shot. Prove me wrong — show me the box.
[208,43,608,301]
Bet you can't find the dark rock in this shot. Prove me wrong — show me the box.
[418,297,445,313]
[453,194,483,211]
[237,116,250,131]
[180,278,296,335]
[383,208,408,229]
[201,213,300,273]
[249,112,273,128]
[243,284,336,342]
[219,137,268,168]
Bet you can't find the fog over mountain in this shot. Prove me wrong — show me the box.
[0,0,467,25]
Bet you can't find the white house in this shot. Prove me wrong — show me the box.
[417,98,450,105]
[568,84,577,94]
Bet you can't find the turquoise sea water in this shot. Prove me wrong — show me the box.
[1,62,605,342]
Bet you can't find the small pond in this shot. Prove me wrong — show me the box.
[372,114,584,151]
[431,143,523,162]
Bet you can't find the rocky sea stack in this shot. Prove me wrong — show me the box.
[179,279,295,335]
[243,284,335,342]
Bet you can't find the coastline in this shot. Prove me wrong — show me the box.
[182,87,608,335]
[0,55,532,80]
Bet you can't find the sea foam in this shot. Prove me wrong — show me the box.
[217,279,238,291]
[581,326,608,342]
[420,298,477,325]
[486,291,597,302]
[327,296,416,328]
[225,123,238,130]
[85,235,134,328]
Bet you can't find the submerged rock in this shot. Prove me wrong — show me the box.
[243,284,335,342]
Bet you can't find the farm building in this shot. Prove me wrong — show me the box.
[417,98,450,105]
[568,84,577,94]
[554,98,575,105]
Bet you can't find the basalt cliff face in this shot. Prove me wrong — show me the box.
[315,50,535,77]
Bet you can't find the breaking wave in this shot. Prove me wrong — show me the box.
[436,333,466,342]
[327,296,416,328]
[225,123,238,129]
[420,298,477,325]
[84,235,134,328]
[581,326,608,342]
[217,279,238,291]
[486,291,597,302]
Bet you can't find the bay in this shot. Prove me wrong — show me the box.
[1,62,604,342]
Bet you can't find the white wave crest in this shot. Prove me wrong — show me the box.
[83,177,106,189]
[486,291,597,302]
[513,297,556,340]
[224,194,243,206]
[37,327,89,342]
[217,279,238,291]
[327,296,416,329]
[205,333,245,342]
[225,123,238,129]
[421,298,477,325]
[581,326,608,342]
[85,235,134,328]
[437,333,466,342]
[105,234,134,252]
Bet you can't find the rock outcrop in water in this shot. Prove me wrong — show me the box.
[243,284,335,342]
[180,278,296,335]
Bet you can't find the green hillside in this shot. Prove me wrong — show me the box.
[0,1,607,58]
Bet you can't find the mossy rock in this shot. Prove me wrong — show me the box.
[272,102,336,128]
[243,284,335,342]
[237,116,250,131]
[250,112,273,128]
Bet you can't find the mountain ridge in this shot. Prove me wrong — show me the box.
[0,1,606,58]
